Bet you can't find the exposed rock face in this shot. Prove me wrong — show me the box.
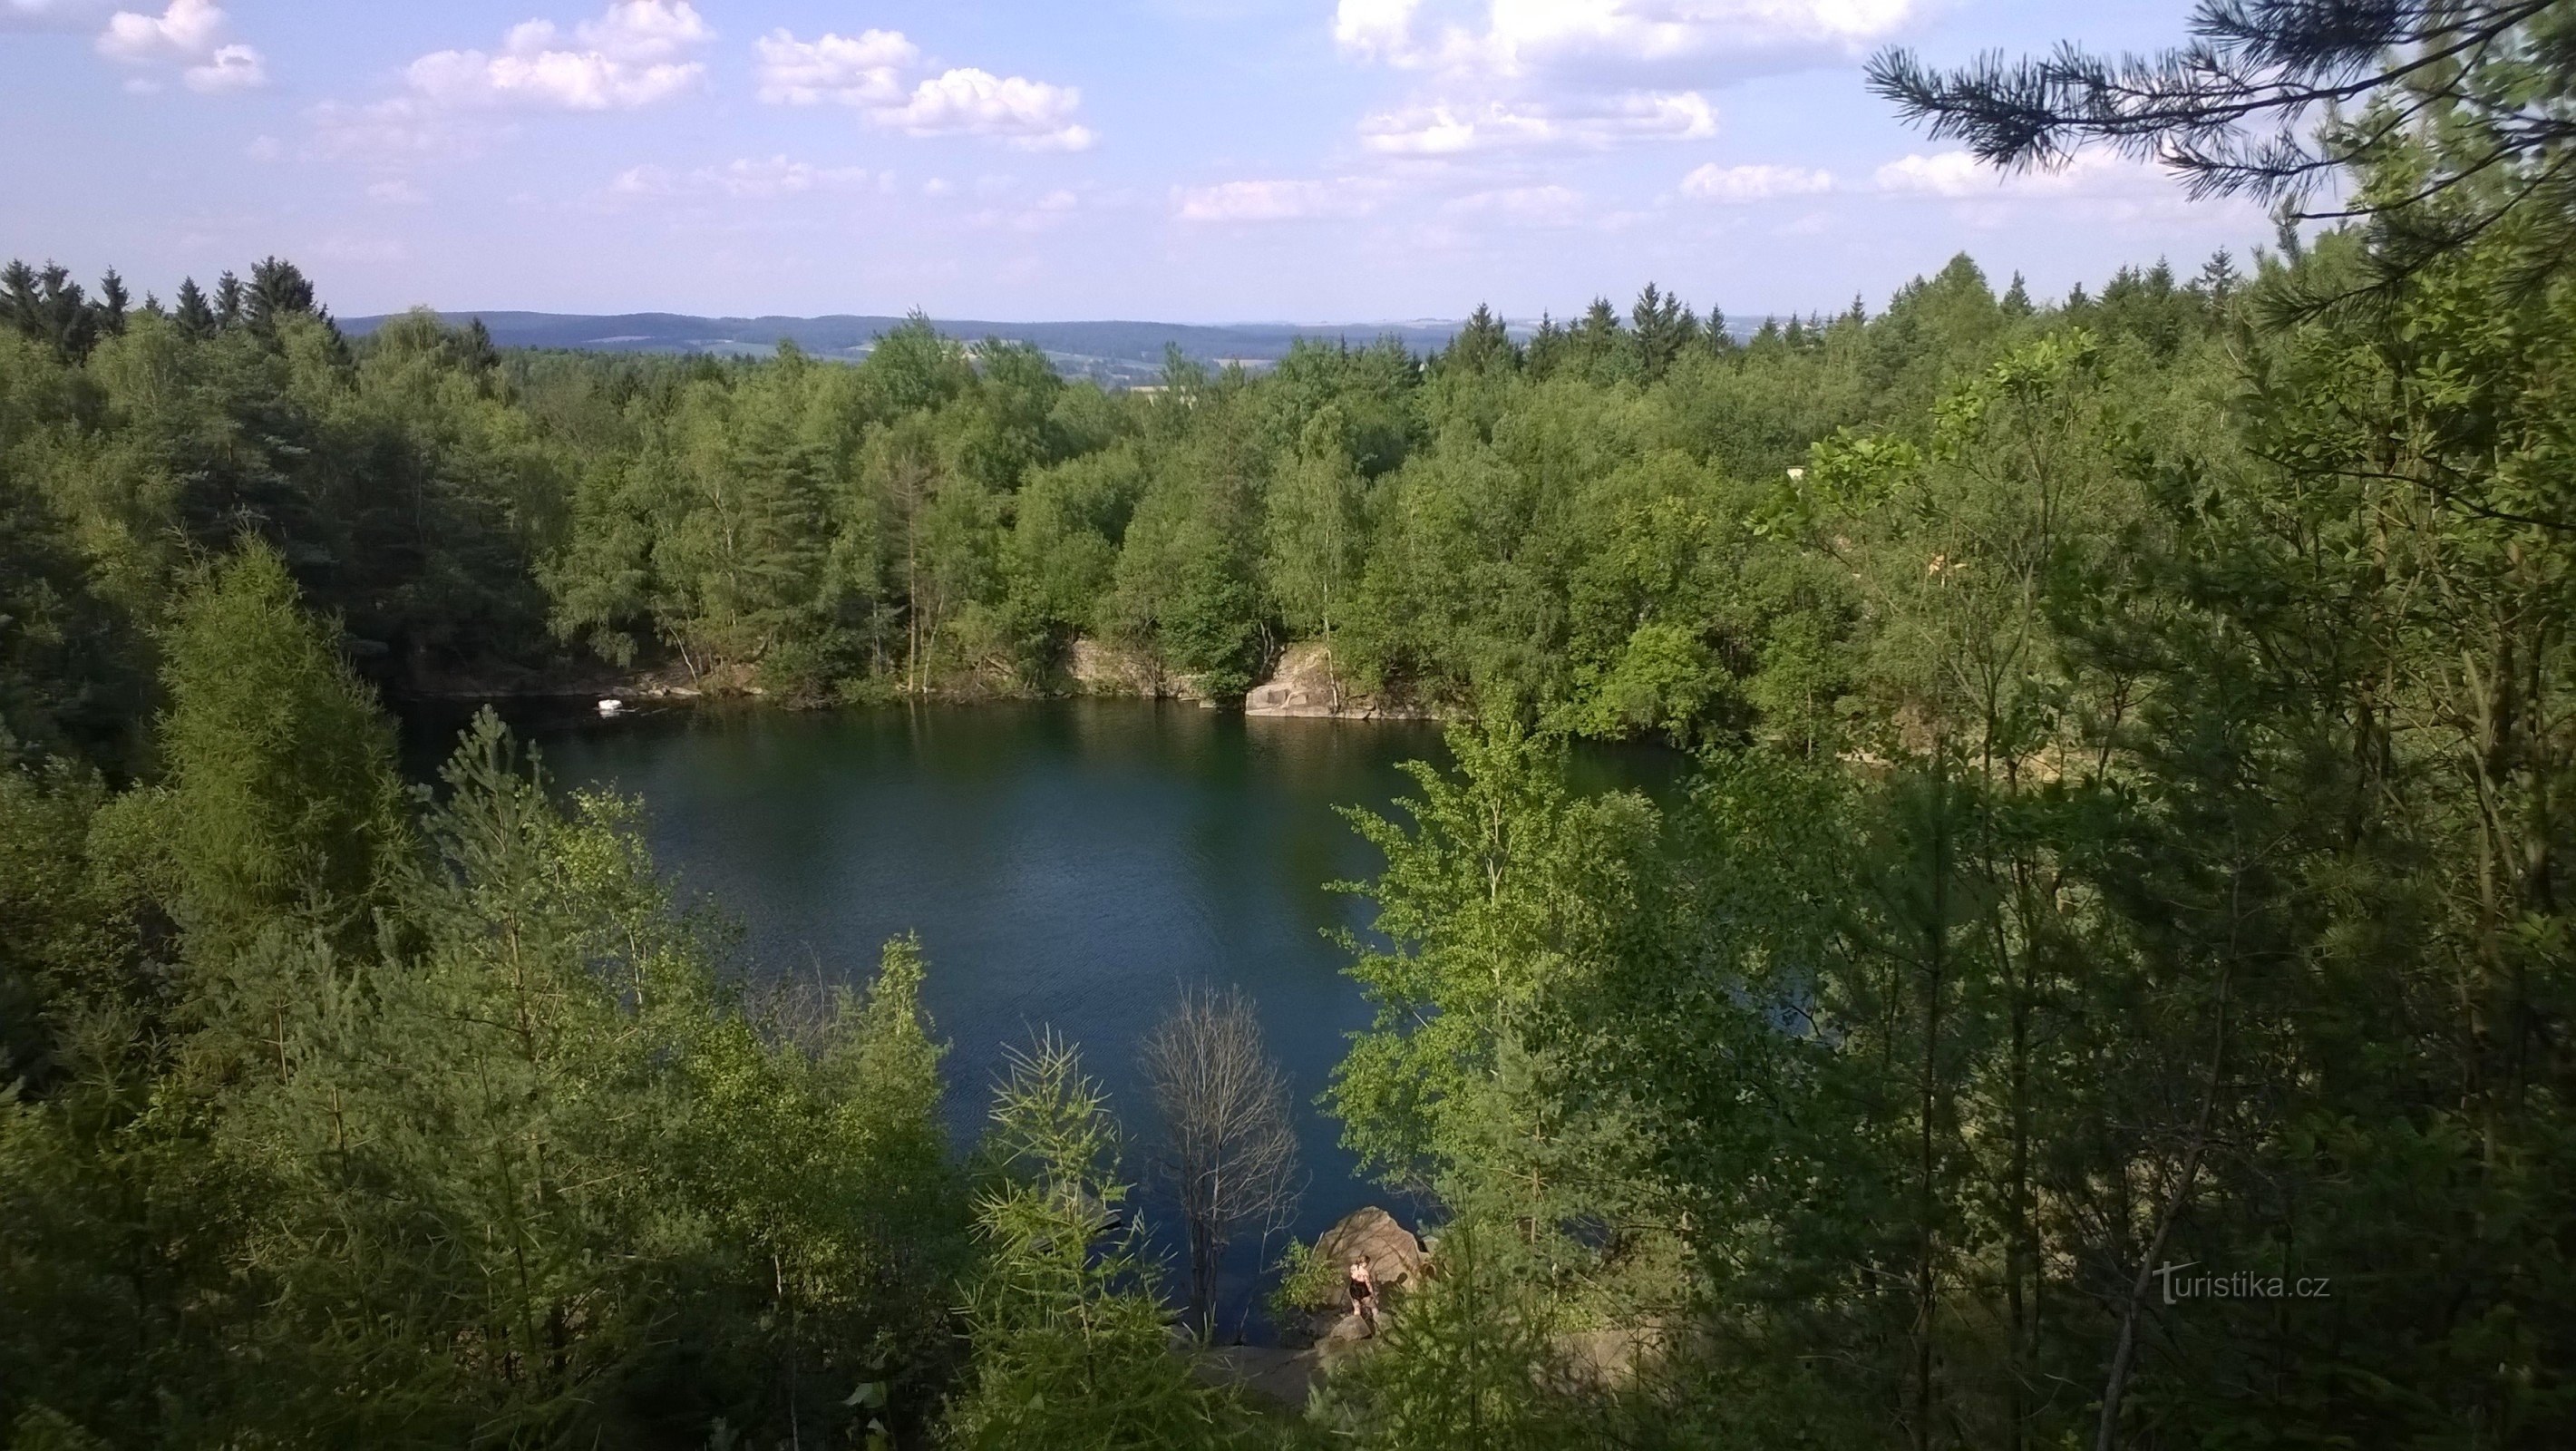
[1067,637,1203,701]
[1243,642,1425,720]
[1275,1205,1428,1349]
[1315,1205,1426,1290]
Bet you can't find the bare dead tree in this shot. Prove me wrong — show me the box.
[1138,984,1304,1339]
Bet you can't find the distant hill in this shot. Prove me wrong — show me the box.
[337,310,1502,387]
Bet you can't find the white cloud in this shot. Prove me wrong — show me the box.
[366,179,427,206]
[753,28,1097,150]
[95,0,217,61]
[1339,0,1920,78]
[1873,149,2140,200]
[94,0,264,90]
[879,68,1094,151]
[1681,161,1833,201]
[407,48,702,109]
[1487,0,1915,71]
[1444,184,1588,226]
[1333,0,1420,60]
[306,97,476,162]
[575,0,707,61]
[1361,91,1713,153]
[405,2,710,111]
[1339,1,1903,166]
[971,186,1086,233]
[1173,177,1385,223]
[3,0,111,32]
[1871,150,1988,197]
[611,155,890,201]
[183,41,261,92]
[754,27,918,105]
[1863,148,2271,234]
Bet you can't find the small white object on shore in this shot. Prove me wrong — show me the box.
[597,698,625,717]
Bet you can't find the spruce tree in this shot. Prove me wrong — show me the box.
[171,277,216,338]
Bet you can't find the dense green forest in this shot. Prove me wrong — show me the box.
[5,1,2575,1445]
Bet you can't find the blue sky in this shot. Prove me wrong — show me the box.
[1,1,2270,322]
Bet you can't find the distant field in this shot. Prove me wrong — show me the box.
[337,310,1496,386]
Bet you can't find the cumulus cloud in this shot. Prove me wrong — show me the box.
[1360,90,1713,153]
[880,69,1094,151]
[1873,149,2139,199]
[753,27,1096,151]
[1337,1,1912,164]
[94,0,264,90]
[3,0,111,32]
[95,0,217,60]
[1333,0,1420,61]
[753,27,919,105]
[1865,147,2271,234]
[407,47,702,109]
[571,0,707,60]
[183,42,262,92]
[1444,183,1588,225]
[1338,0,1920,76]
[365,179,427,206]
[306,96,479,163]
[1173,176,1386,223]
[967,185,1086,233]
[1681,161,1834,201]
[612,155,892,200]
[405,1,711,111]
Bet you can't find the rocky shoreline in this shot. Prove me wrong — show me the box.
[398,637,1444,724]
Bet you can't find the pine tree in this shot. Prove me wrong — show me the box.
[0,259,35,334]
[1629,281,1699,381]
[1443,304,1520,375]
[245,257,316,333]
[172,277,216,338]
[92,270,128,336]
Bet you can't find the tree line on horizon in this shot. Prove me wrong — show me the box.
[5,0,2575,1442]
[0,226,2240,764]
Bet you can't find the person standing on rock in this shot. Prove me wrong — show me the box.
[1346,1256,1378,1337]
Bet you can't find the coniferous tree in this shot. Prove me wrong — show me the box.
[92,270,128,336]
[1442,303,1520,375]
[171,276,216,338]
[1630,281,1699,380]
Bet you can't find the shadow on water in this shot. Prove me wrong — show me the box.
[399,696,1683,1337]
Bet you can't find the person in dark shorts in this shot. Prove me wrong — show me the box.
[1346,1256,1378,1336]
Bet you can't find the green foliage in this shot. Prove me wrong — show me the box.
[13,24,2576,1437]
[145,540,409,944]
[1267,1238,1346,1324]
[1312,1225,1588,1451]
[0,685,968,1444]
[0,246,2225,734]
[1329,721,1658,1221]
[944,1034,1265,1449]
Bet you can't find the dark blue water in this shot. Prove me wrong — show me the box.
[403,696,1671,1331]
